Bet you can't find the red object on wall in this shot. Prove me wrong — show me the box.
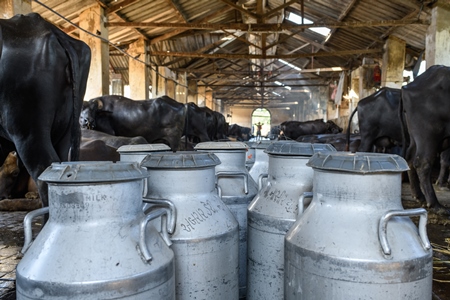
[373,65,381,83]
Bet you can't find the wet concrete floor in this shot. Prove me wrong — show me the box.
[1,183,450,299]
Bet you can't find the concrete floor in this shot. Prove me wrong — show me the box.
[1,183,450,299]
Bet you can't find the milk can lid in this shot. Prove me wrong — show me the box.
[307,152,409,174]
[252,140,273,149]
[265,141,336,156]
[117,143,171,153]
[141,151,221,169]
[39,161,149,183]
[194,141,248,150]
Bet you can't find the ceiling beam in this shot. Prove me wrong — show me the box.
[150,48,382,59]
[106,19,429,30]
[200,84,327,88]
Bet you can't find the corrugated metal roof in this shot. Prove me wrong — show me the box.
[30,0,435,106]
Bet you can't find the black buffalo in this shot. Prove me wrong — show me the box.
[184,103,228,142]
[227,124,253,141]
[184,102,212,143]
[400,65,450,213]
[297,133,361,152]
[81,128,147,149]
[80,95,185,151]
[346,87,402,153]
[280,119,343,140]
[0,13,91,207]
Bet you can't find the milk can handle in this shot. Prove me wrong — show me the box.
[298,192,313,217]
[139,207,172,262]
[142,197,176,234]
[378,208,431,256]
[216,184,222,198]
[216,171,248,194]
[21,207,49,254]
[258,173,269,191]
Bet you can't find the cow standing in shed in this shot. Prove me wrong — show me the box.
[80,95,185,151]
[280,119,343,140]
[0,13,91,208]
[400,65,450,214]
[346,87,402,153]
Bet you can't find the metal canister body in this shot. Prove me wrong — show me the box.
[247,142,336,300]
[285,152,433,300]
[16,161,175,300]
[141,152,239,299]
[248,141,271,183]
[245,141,256,170]
[195,142,258,298]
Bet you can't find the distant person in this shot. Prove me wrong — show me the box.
[255,122,263,140]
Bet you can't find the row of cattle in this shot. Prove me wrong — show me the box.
[80,95,229,151]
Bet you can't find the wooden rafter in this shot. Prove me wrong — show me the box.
[106,19,429,30]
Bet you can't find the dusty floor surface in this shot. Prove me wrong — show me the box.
[0,183,450,299]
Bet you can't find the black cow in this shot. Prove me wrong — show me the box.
[214,111,229,140]
[81,129,147,149]
[80,95,185,151]
[228,124,253,141]
[184,102,211,143]
[400,65,450,213]
[346,87,402,153]
[79,139,120,162]
[0,13,91,207]
[280,119,343,140]
[297,133,361,152]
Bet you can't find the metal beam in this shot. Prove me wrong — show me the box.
[150,48,382,59]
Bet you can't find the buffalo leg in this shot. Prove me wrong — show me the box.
[405,141,426,204]
[436,150,450,190]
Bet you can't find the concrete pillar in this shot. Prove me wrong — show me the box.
[176,72,188,103]
[111,73,124,96]
[197,86,206,107]
[79,6,109,100]
[0,0,31,18]
[381,36,405,88]
[151,66,176,98]
[205,90,213,109]
[187,79,198,104]
[129,38,149,100]
[426,1,450,67]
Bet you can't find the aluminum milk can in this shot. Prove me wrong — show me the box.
[140,151,239,299]
[248,140,271,183]
[285,152,433,300]
[195,141,258,299]
[117,143,171,163]
[247,141,336,300]
[16,161,175,300]
[245,141,256,170]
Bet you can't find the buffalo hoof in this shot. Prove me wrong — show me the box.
[436,184,450,191]
[429,206,450,216]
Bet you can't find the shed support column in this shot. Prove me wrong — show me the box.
[187,79,198,104]
[0,0,30,18]
[176,72,188,103]
[79,6,109,99]
[205,90,213,109]
[381,36,405,88]
[151,66,176,99]
[197,86,206,107]
[426,1,450,67]
[111,73,123,96]
[129,39,149,100]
